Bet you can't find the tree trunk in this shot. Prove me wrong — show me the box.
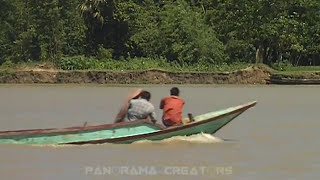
[255,45,264,64]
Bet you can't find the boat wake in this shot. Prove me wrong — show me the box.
[30,144,77,148]
[28,133,222,148]
[133,133,223,144]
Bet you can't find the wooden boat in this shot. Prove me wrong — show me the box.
[0,101,257,145]
[270,77,320,85]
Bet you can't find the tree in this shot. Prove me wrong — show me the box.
[0,0,15,63]
[203,0,319,66]
[131,0,227,64]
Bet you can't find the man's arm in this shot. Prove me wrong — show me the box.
[148,104,157,123]
[149,111,157,123]
[159,99,164,109]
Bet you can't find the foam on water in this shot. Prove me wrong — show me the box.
[133,133,223,144]
[30,144,79,149]
[26,133,222,148]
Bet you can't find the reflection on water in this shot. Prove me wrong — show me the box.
[0,84,320,180]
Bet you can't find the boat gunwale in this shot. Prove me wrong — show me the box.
[0,119,166,138]
[67,101,257,144]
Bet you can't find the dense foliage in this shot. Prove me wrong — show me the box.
[0,0,319,69]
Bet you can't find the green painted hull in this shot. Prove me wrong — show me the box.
[114,112,241,144]
[0,101,256,145]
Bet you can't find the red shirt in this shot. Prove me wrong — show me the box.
[160,96,184,126]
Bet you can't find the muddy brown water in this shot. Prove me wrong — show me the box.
[0,84,319,180]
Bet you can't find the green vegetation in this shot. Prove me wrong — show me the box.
[0,57,248,73]
[273,66,320,76]
[284,66,320,72]
[0,0,319,71]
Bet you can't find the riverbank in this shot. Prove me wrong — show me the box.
[0,65,270,84]
[270,72,320,84]
[1,64,320,84]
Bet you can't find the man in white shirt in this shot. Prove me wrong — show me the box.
[127,91,156,123]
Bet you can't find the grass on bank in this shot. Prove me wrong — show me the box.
[0,56,250,73]
[273,66,320,76]
[269,60,320,75]
[1,56,320,75]
[57,56,252,72]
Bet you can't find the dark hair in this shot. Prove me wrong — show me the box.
[170,87,179,96]
[140,91,151,101]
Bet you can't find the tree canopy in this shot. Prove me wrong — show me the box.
[0,0,319,67]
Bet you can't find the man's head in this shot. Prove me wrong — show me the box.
[170,87,179,96]
[140,91,151,101]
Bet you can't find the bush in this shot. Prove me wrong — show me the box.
[57,55,249,72]
[58,56,103,70]
[272,60,293,71]
[97,45,113,60]
[1,60,15,68]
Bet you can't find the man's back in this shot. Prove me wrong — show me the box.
[127,98,156,121]
[160,96,184,126]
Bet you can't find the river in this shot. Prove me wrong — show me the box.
[0,84,319,180]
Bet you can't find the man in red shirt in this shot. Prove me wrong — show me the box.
[160,87,185,127]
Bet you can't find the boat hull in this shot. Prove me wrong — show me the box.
[92,112,242,144]
[0,101,256,145]
[0,123,162,145]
